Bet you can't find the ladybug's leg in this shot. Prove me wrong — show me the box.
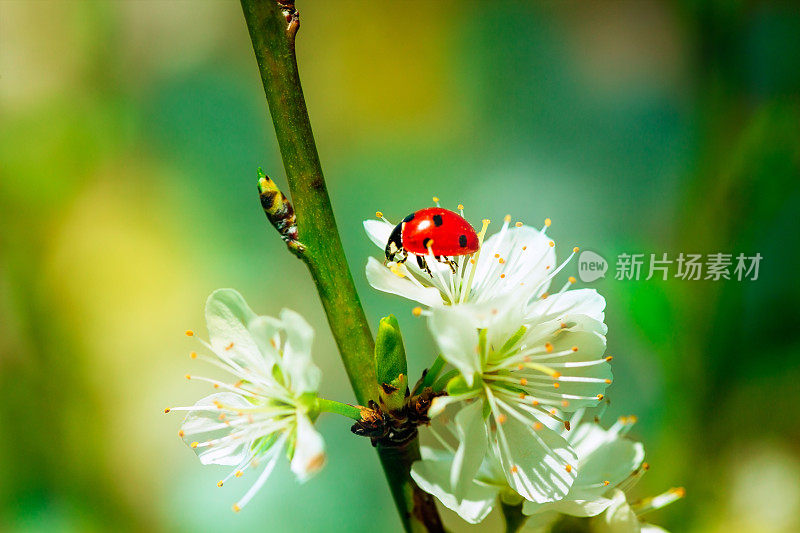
[416,255,432,277]
[440,256,458,274]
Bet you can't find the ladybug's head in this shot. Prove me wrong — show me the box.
[385,222,406,263]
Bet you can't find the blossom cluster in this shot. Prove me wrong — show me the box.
[364,210,683,530]
[166,204,682,530]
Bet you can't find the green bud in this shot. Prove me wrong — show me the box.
[374,315,409,411]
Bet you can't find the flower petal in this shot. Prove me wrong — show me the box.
[595,489,641,533]
[363,219,395,250]
[451,400,489,497]
[205,289,268,375]
[428,306,482,386]
[493,410,577,503]
[365,257,442,307]
[411,448,498,524]
[290,413,326,482]
[575,440,645,497]
[279,309,321,394]
[526,288,606,325]
[471,225,556,303]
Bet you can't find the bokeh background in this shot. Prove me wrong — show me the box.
[2,1,799,531]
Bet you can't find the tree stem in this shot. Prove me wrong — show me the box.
[239,1,443,530]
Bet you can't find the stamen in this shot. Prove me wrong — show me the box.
[432,196,440,206]
[375,211,383,218]
[164,408,171,413]
[565,464,573,473]
[190,351,198,359]
[515,222,523,227]
[232,504,241,513]
[178,430,184,437]
[225,342,234,351]
[217,481,224,487]
[191,441,199,448]
[185,330,194,337]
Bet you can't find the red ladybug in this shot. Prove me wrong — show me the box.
[385,207,480,275]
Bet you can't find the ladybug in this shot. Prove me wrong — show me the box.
[385,207,480,275]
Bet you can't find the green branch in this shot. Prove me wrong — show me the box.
[239,1,443,530]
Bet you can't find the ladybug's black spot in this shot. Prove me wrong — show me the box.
[423,237,432,249]
[403,212,416,223]
[432,214,443,227]
[459,234,468,247]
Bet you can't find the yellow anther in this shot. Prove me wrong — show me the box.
[185,374,191,380]
[213,383,220,389]
[432,196,439,203]
[163,408,171,413]
[629,415,638,423]
[235,471,243,478]
[190,351,198,359]
[518,392,526,399]
[603,480,610,486]
[504,214,511,223]
[541,292,549,299]
[500,273,506,278]
[515,222,523,227]
[553,382,560,389]
[545,342,553,352]
[573,246,579,253]
[532,400,539,406]
[510,465,519,473]
[412,307,423,317]
[497,414,507,424]
[605,356,613,362]
[375,211,383,218]
[553,371,562,378]
[571,346,579,352]
[190,441,199,448]
[544,218,552,227]
[519,378,528,386]
[482,219,491,225]
[568,276,576,284]
[565,464,573,473]
[232,504,241,513]
[499,258,505,264]
[185,330,194,337]
[597,394,604,400]
[605,378,612,384]
[672,487,686,497]
[225,341,234,351]
[178,430,184,437]
[642,462,650,470]
[217,481,224,487]
[533,422,543,430]
[494,253,500,258]
[548,241,555,247]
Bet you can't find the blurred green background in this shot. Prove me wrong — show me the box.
[2,1,799,531]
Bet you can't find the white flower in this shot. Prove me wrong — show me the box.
[167,289,326,512]
[421,299,612,504]
[522,412,646,519]
[364,212,602,325]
